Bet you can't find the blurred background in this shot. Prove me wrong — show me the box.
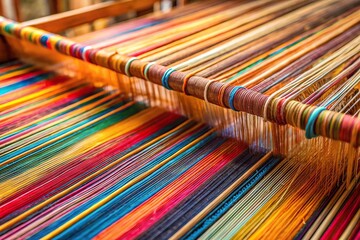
[0,0,181,36]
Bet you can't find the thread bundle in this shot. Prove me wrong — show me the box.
[0,61,358,239]
[0,0,359,146]
[0,1,359,239]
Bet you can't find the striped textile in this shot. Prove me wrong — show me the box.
[0,61,358,239]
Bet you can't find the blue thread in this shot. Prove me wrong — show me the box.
[124,57,137,76]
[77,45,85,59]
[0,72,51,96]
[80,46,87,60]
[39,35,48,47]
[229,86,245,111]
[183,157,280,240]
[305,107,326,139]
[36,130,217,239]
[139,150,264,240]
[81,46,91,61]
[161,68,175,90]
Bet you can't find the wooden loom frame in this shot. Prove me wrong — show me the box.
[0,0,188,62]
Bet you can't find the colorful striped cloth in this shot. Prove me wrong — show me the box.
[1,0,359,146]
[0,61,358,239]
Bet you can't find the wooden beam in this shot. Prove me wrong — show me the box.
[13,0,22,21]
[22,0,159,33]
[48,0,61,15]
[0,0,4,16]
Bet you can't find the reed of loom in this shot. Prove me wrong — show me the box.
[0,0,358,185]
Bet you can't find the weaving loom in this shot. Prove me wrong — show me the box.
[0,0,359,239]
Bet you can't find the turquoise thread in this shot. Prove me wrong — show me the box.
[305,107,326,139]
[229,86,245,111]
[162,68,175,90]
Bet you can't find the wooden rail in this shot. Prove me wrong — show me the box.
[0,0,160,62]
[22,0,159,33]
